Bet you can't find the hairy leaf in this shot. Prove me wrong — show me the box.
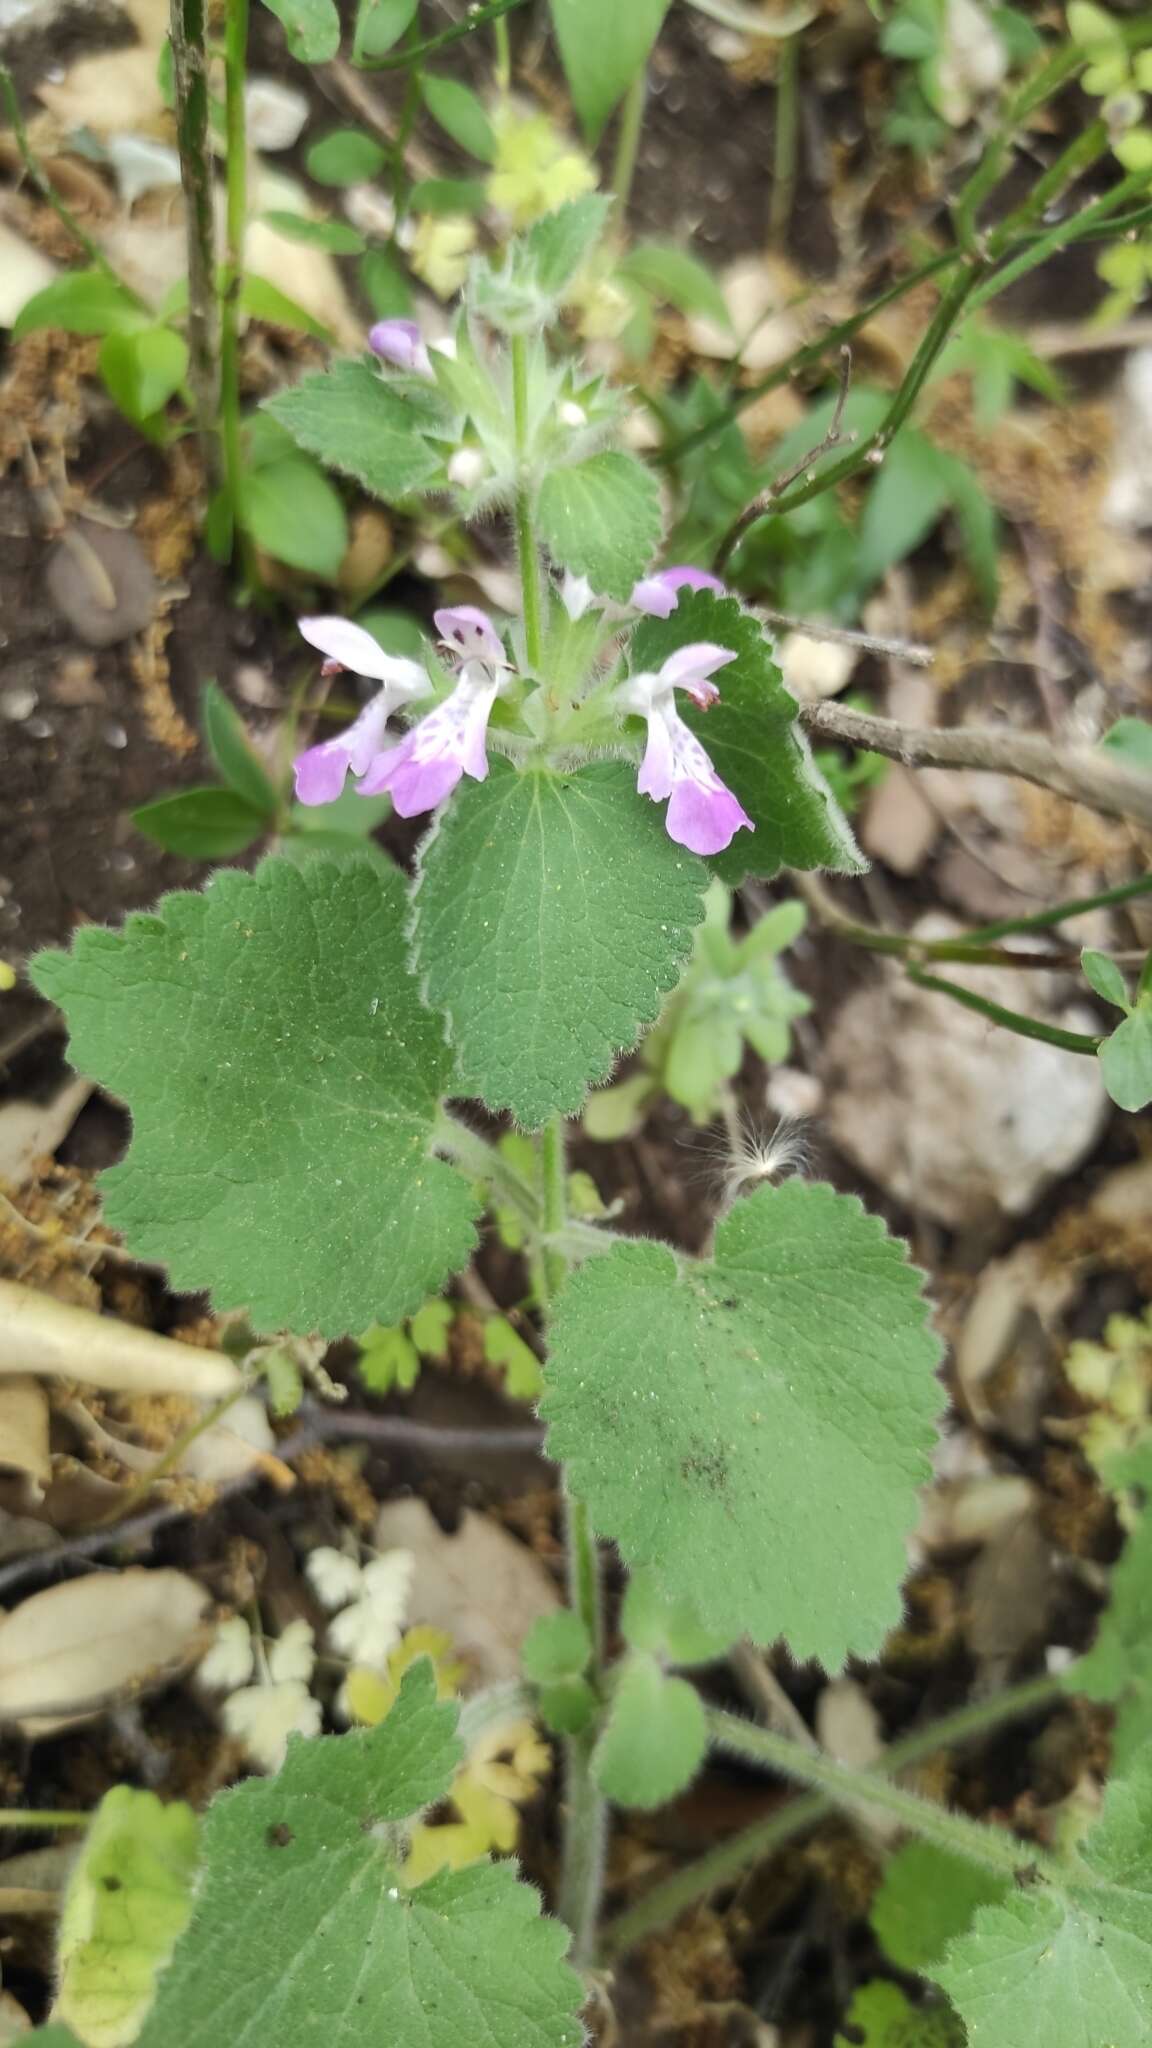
[629,592,864,884]
[31,858,478,1337]
[132,1664,581,2048]
[264,360,443,503]
[591,1652,707,1809]
[55,1788,200,2048]
[1070,1445,1152,1771]
[411,759,707,1126]
[872,1840,1009,1973]
[537,452,662,601]
[935,1749,1152,2048]
[543,1181,941,1665]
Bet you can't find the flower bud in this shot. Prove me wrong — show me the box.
[448,446,487,490]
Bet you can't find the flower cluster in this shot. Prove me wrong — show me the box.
[293,564,753,857]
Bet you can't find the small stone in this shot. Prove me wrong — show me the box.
[0,686,37,721]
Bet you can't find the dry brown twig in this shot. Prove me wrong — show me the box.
[799,698,1152,833]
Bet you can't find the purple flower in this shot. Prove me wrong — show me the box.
[368,319,432,377]
[293,617,431,806]
[621,642,753,857]
[356,606,509,818]
[630,565,727,619]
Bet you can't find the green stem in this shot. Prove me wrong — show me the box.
[0,1810,91,1829]
[433,1110,543,1230]
[952,39,1085,252]
[603,1674,1063,1961]
[389,34,424,235]
[540,1113,568,1304]
[907,967,1103,1054]
[0,64,148,304]
[707,1707,1071,1884]
[220,0,249,556]
[991,116,1110,246]
[961,872,1152,946]
[510,332,543,671]
[361,0,530,69]
[763,257,983,522]
[970,164,1152,315]
[493,8,512,90]
[169,0,220,487]
[768,33,800,251]
[611,71,647,227]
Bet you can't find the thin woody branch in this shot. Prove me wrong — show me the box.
[798,698,1152,833]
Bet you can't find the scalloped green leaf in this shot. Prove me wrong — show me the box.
[591,1651,707,1810]
[31,857,478,1338]
[133,1663,583,2048]
[628,591,864,883]
[872,1840,1009,1973]
[537,452,663,602]
[935,1748,1152,2048]
[263,360,444,504]
[411,759,707,1127]
[55,1788,200,2048]
[542,1181,942,1666]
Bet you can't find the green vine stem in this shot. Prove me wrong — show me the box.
[0,1810,91,1830]
[510,333,544,672]
[611,71,647,227]
[360,0,529,70]
[0,63,148,306]
[905,967,1102,1055]
[795,870,1152,975]
[962,872,1152,946]
[219,0,250,556]
[601,1673,1065,1961]
[706,1707,1074,1883]
[169,0,220,487]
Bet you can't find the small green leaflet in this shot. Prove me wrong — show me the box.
[871,1840,1009,1973]
[537,452,663,603]
[617,242,733,331]
[524,196,612,301]
[1081,946,1130,1011]
[549,0,670,140]
[132,787,267,859]
[935,1747,1152,2048]
[421,74,496,162]
[202,682,279,815]
[98,327,188,426]
[629,592,865,884]
[411,759,708,1127]
[260,0,340,62]
[305,128,387,185]
[261,212,367,254]
[239,455,348,579]
[133,1664,581,2048]
[835,1982,964,2048]
[55,1787,200,2048]
[1101,716,1152,774]
[264,360,443,504]
[543,1180,941,1666]
[13,269,145,339]
[1069,1444,1152,1771]
[591,1652,708,1810]
[1099,1006,1152,1112]
[31,857,478,1338]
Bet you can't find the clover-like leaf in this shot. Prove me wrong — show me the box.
[263,360,444,503]
[1099,1004,1152,1112]
[935,1748,1152,2048]
[537,452,663,602]
[591,1651,707,1810]
[871,1840,1009,1974]
[629,591,865,883]
[411,759,707,1127]
[133,1663,583,2048]
[1081,947,1130,1011]
[31,857,478,1337]
[543,1181,941,1666]
[55,1788,200,2048]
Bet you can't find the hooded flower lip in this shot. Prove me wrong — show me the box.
[357,605,509,818]
[293,616,432,806]
[630,565,726,618]
[621,641,754,858]
[368,318,432,377]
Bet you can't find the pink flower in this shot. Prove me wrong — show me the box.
[630,566,726,619]
[293,617,431,806]
[368,319,432,377]
[621,642,753,858]
[356,606,508,818]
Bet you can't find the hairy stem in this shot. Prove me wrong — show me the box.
[511,332,544,670]
[905,967,1102,1054]
[601,1673,1063,1960]
[169,0,220,486]
[220,0,250,555]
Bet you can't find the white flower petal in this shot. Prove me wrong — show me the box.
[268,1618,316,1686]
[306,1547,365,1611]
[197,1616,255,1692]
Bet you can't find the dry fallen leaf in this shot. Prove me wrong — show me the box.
[0,1282,242,1399]
[0,1377,51,1499]
[0,1567,211,1735]
[0,1074,92,1184]
[373,1499,560,1689]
